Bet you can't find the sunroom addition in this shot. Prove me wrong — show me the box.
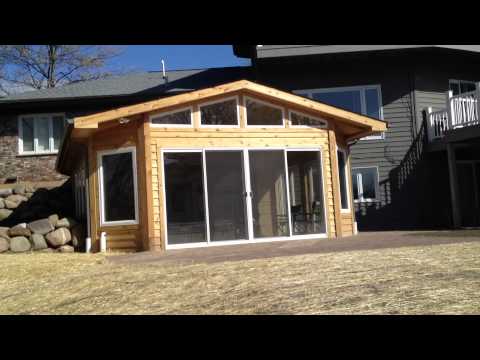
[57,80,387,252]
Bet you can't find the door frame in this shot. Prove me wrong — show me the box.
[161,147,328,250]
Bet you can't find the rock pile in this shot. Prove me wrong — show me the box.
[0,215,84,253]
[0,184,36,221]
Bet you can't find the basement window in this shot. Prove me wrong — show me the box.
[150,107,193,127]
[98,147,139,226]
[245,97,284,127]
[18,114,66,155]
[352,167,379,202]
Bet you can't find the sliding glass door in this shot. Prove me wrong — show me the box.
[163,148,327,247]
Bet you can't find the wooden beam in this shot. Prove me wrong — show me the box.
[447,143,462,228]
[328,128,343,238]
[87,137,99,252]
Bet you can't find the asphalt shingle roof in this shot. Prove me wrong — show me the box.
[0,66,252,103]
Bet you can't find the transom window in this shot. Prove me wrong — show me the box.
[352,167,379,202]
[200,97,239,126]
[245,97,284,126]
[295,85,384,140]
[449,79,476,96]
[289,110,328,128]
[150,107,193,127]
[18,114,66,154]
[337,148,350,212]
[98,147,139,226]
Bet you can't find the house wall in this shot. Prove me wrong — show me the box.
[147,93,355,250]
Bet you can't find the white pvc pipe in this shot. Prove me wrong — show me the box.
[100,232,107,253]
[85,237,92,253]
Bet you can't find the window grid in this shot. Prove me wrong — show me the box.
[352,167,379,203]
[18,114,65,155]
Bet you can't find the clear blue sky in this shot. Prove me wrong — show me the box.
[108,45,250,72]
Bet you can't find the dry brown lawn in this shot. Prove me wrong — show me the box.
[1,241,480,314]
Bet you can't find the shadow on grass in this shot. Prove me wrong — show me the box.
[405,230,480,238]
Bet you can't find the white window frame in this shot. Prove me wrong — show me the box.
[18,113,65,155]
[294,85,384,140]
[244,96,286,128]
[97,146,139,227]
[336,146,351,213]
[149,106,194,128]
[352,166,380,203]
[288,109,328,129]
[199,96,241,128]
[449,79,477,95]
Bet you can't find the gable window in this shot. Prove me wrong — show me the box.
[150,107,193,127]
[449,79,476,96]
[18,114,66,154]
[245,97,284,126]
[98,147,138,226]
[200,97,239,126]
[295,85,384,140]
[352,167,379,202]
[337,148,350,211]
[289,110,328,128]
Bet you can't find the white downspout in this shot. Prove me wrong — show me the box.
[100,232,107,253]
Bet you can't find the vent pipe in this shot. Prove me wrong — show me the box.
[161,59,168,82]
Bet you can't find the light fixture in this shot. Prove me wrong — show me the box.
[118,117,131,125]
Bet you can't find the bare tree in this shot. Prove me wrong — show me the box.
[0,45,124,95]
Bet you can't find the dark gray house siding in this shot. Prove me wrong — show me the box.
[250,49,480,230]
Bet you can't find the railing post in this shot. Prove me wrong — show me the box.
[446,90,454,129]
[425,107,433,141]
[476,82,480,123]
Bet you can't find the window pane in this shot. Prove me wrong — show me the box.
[36,117,50,152]
[200,99,238,125]
[450,82,460,96]
[313,90,362,114]
[365,88,381,119]
[290,112,327,127]
[460,82,476,94]
[102,151,136,222]
[246,98,283,126]
[52,116,65,150]
[151,109,191,125]
[164,153,206,244]
[352,173,359,200]
[337,150,348,209]
[21,117,34,152]
[358,168,377,199]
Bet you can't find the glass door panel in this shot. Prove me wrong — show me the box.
[205,151,248,241]
[164,152,207,245]
[248,150,290,238]
[286,151,326,235]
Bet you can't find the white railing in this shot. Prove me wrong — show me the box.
[425,83,480,141]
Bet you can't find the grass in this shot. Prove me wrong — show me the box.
[1,241,480,314]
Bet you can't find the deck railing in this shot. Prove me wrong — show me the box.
[425,83,480,141]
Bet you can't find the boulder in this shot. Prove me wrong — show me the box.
[57,245,74,253]
[0,198,4,209]
[5,194,28,209]
[13,185,26,195]
[28,218,54,235]
[48,214,59,227]
[8,224,31,237]
[56,217,77,229]
[0,237,9,253]
[0,209,13,221]
[71,225,85,248]
[0,227,9,239]
[9,236,31,253]
[0,188,13,197]
[25,184,36,193]
[30,233,48,250]
[45,227,71,247]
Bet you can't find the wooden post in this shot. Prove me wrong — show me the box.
[447,143,461,228]
[328,129,342,238]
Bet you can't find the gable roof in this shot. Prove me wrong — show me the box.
[234,45,480,58]
[0,66,251,104]
[73,79,387,133]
